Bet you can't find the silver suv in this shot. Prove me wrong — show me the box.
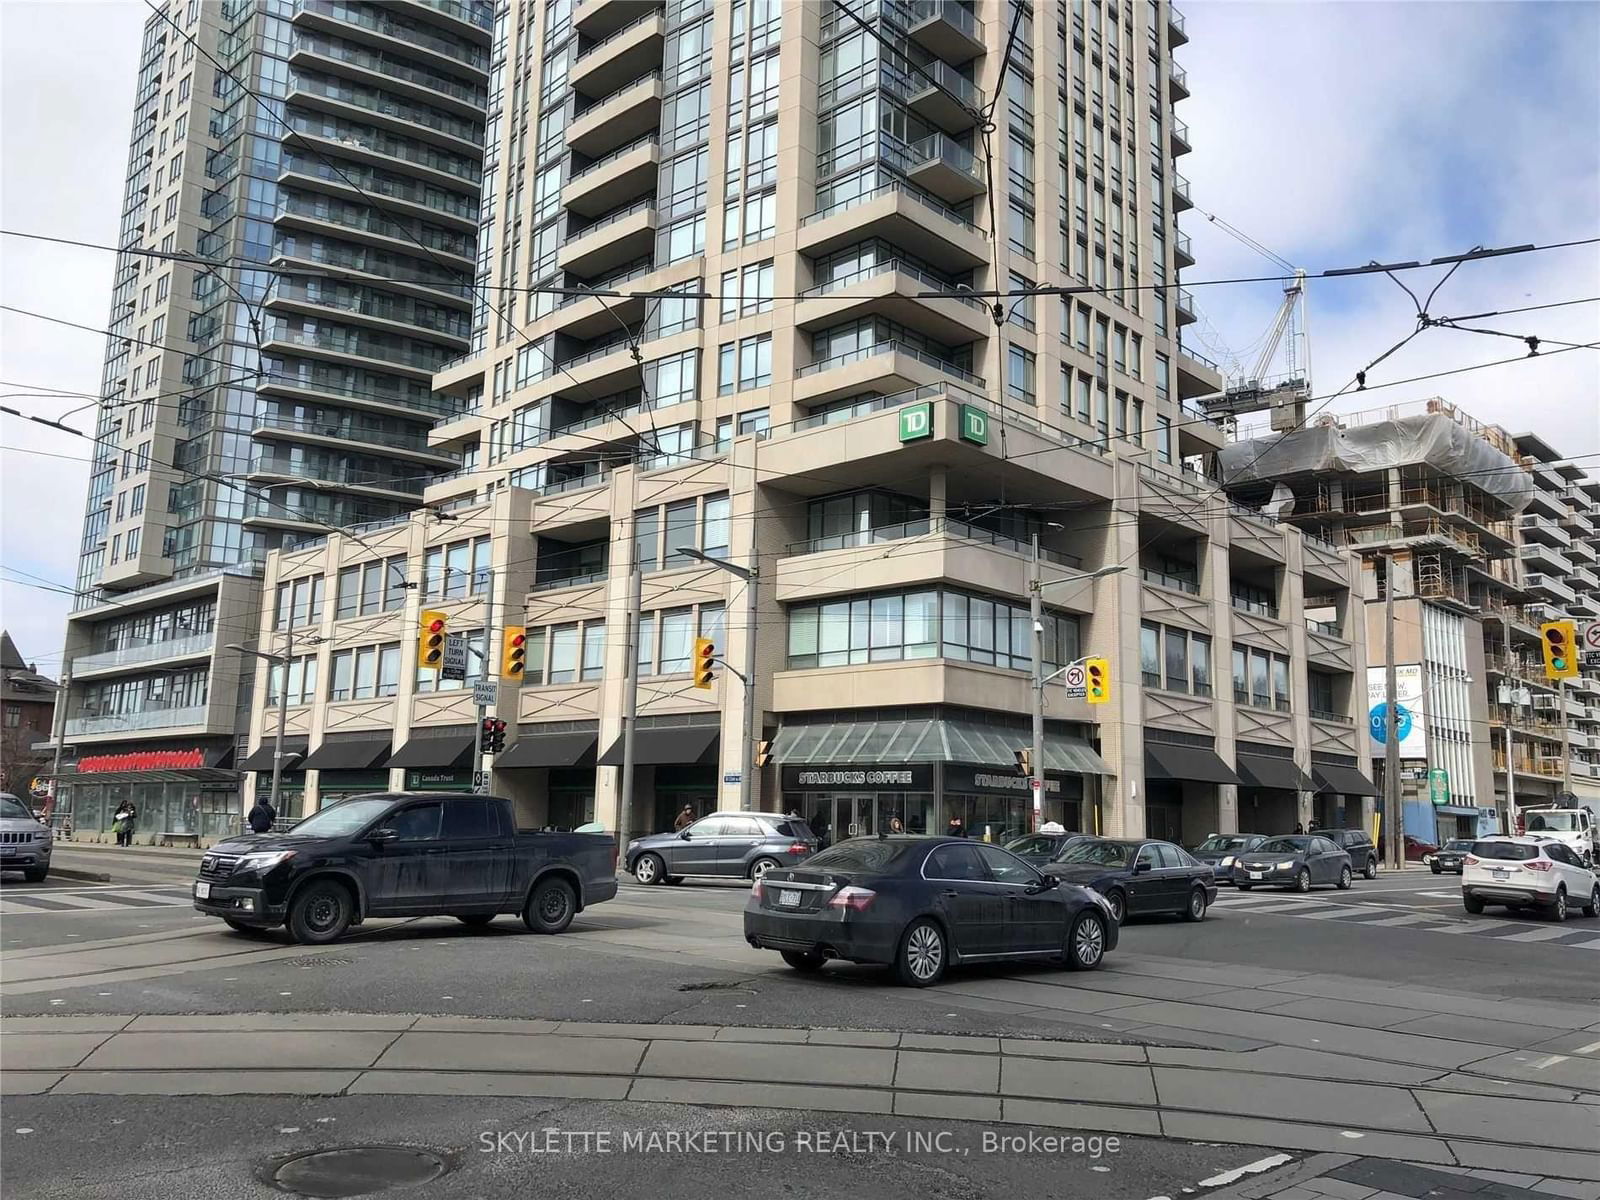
[626,812,817,885]
[1,792,53,882]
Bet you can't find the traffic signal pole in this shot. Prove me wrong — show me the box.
[1030,537,1046,831]
[472,568,496,789]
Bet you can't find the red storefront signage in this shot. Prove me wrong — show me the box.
[77,749,206,773]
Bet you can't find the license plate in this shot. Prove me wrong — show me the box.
[778,889,801,908]
[1490,869,1508,880]
[1248,871,1264,880]
[0,850,15,859]
[194,881,211,899]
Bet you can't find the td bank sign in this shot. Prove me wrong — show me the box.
[897,401,990,444]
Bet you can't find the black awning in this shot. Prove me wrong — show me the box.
[300,735,392,771]
[388,731,476,769]
[1145,743,1243,786]
[496,732,599,770]
[1235,753,1316,792]
[238,739,308,771]
[1312,763,1381,797]
[598,726,718,767]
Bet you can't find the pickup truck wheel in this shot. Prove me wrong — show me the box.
[457,914,495,927]
[632,853,663,885]
[524,878,575,934]
[287,880,352,944]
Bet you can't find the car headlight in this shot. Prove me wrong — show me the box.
[1276,860,1295,870]
[627,839,640,851]
[235,850,296,872]
[1219,855,1235,868]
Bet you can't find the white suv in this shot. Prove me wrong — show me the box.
[1462,836,1599,922]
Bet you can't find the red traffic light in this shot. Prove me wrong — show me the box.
[428,618,445,633]
[510,633,526,648]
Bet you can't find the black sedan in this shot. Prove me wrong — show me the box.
[1002,831,1088,866]
[1043,837,1219,923]
[1426,838,1474,875]
[1232,835,1353,892]
[1190,833,1268,884]
[745,836,1118,987]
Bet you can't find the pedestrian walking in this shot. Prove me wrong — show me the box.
[946,815,966,838]
[1293,822,1304,834]
[673,805,695,831]
[888,815,904,833]
[248,797,277,835]
[112,801,138,847]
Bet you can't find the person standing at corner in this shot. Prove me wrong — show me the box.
[673,805,695,831]
[248,795,277,835]
[112,800,138,847]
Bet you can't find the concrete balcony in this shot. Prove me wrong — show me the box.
[795,261,990,345]
[71,632,216,679]
[566,71,662,158]
[557,201,657,276]
[1524,572,1577,605]
[905,62,984,134]
[252,414,463,469]
[1170,117,1191,156]
[563,135,659,218]
[1172,171,1193,212]
[905,0,987,64]
[1520,512,1572,547]
[569,10,664,99]
[1521,540,1573,576]
[791,342,984,409]
[1173,230,1195,269]
[1169,61,1189,101]
[573,0,662,40]
[1168,5,1189,47]
[1175,286,1197,326]
[66,704,211,738]
[798,181,990,273]
[904,134,986,203]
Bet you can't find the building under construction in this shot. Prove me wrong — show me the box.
[1216,399,1598,842]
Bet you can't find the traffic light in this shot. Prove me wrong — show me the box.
[481,717,507,754]
[501,626,527,677]
[1085,656,1111,704]
[1014,747,1033,775]
[692,637,716,689]
[754,740,772,768]
[418,610,447,670]
[1541,621,1579,680]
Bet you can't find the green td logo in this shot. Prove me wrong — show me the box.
[898,402,933,442]
[959,405,989,445]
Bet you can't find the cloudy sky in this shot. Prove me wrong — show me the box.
[2,0,1598,674]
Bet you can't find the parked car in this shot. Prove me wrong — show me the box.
[1425,838,1474,875]
[193,792,617,943]
[745,835,1117,987]
[1321,828,1379,879]
[627,812,816,885]
[0,792,52,882]
[1519,806,1597,866]
[1189,834,1267,883]
[1461,836,1599,922]
[1002,831,1087,866]
[1404,834,1439,862]
[1233,835,1353,892]
[1043,837,1218,923]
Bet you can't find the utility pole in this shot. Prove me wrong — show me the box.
[678,547,758,812]
[48,665,72,820]
[1383,551,1402,871]
[1503,612,1516,835]
[1559,676,1573,794]
[1029,534,1046,832]
[471,568,497,789]
[271,628,291,816]
[617,548,641,847]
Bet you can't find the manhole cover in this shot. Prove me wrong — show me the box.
[268,1146,447,1198]
[292,957,355,968]
[677,979,754,992]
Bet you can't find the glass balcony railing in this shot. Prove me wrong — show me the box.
[906,132,982,181]
[254,413,464,460]
[801,178,980,233]
[568,134,659,183]
[575,9,660,62]
[1141,567,1200,595]
[796,340,983,387]
[294,0,490,73]
[66,704,211,736]
[802,259,984,311]
[72,632,216,674]
[293,33,488,109]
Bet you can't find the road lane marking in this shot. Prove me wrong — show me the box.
[1492,926,1582,943]
[1196,1154,1295,1188]
[1532,1054,1570,1070]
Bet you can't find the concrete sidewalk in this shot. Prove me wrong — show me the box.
[4,1012,1597,1182]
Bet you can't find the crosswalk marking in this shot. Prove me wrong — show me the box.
[1211,890,1600,949]
[0,885,192,916]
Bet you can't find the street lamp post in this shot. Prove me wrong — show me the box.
[1030,536,1125,830]
[228,632,321,820]
[677,546,758,812]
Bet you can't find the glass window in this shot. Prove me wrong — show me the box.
[329,649,353,700]
[336,565,360,618]
[549,624,579,683]
[698,602,725,647]
[663,500,696,566]
[390,802,442,842]
[376,643,400,697]
[1191,634,1212,697]
[581,622,606,681]
[634,507,660,571]
[1272,655,1291,712]
[926,843,989,881]
[1250,648,1270,707]
[353,645,378,699]
[1140,622,1160,687]
[1232,646,1248,703]
[524,628,546,686]
[1164,627,1188,692]
[659,608,693,673]
[701,493,730,559]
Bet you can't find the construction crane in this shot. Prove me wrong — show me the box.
[1200,268,1312,430]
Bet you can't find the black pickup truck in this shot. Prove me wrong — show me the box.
[192,792,617,943]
